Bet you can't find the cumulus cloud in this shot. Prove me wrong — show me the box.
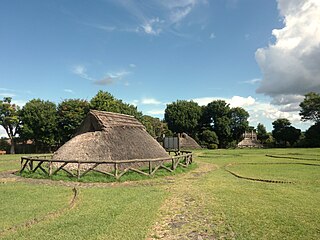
[192,96,255,108]
[255,0,320,103]
[141,98,162,105]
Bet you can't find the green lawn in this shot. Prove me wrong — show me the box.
[0,148,319,239]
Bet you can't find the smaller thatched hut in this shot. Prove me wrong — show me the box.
[179,133,201,150]
[53,110,170,170]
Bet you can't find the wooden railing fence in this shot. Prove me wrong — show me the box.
[20,151,193,180]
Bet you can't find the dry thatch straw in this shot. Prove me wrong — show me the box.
[179,133,201,150]
[53,110,170,170]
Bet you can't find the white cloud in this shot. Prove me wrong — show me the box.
[141,98,162,105]
[209,32,215,39]
[192,96,255,108]
[243,78,261,84]
[141,18,163,35]
[170,6,192,23]
[72,65,131,86]
[64,89,74,94]
[129,63,136,68]
[146,109,165,115]
[229,96,255,108]
[112,0,207,37]
[255,0,320,104]
[72,65,94,81]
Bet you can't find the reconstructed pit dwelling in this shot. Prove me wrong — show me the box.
[53,110,170,170]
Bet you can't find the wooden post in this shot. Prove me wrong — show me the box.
[114,162,118,179]
[77,161,81,180]
[149,161,152,175]
[49,161,53,176]
[171,157,175,170]
[29,160,33,171]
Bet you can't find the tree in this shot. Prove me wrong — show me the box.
[18,99,57,152]
[305,123,320,147]
[257,123,269,144]
[229,107,249,142]
[272,118,301,147]
[164,100,202,136]
[0,97,20,154]
[141,115,172,138]
[283,126,301,146]
[90,90,142,120]
[299,92,320,123]
[57,99,90,145]
[202,100,231,148]
[200,129,219,148]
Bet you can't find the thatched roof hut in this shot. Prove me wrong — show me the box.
[53,110,169,166]
[179,133,201,150]
[237,131,263,148]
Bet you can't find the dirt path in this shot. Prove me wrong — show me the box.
[147,162,231,240]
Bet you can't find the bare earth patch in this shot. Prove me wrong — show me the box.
[148,162,235,240]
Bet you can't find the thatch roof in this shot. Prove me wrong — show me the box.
[237,131,263,148]
[179,133,201,150]
[53,110,169,162]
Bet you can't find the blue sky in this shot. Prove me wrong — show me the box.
[1,0,320,136]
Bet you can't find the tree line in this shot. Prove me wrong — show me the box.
[0,91,319,153]
[0,90,170,153]
[164,92,320,148]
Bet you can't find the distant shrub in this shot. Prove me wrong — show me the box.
[207,143,218,149]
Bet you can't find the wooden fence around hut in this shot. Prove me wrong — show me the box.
[20,151,193,180]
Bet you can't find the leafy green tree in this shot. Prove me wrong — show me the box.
[272,118,291,146]
[299,92,320,123]
[283,126,301,146]
[229,107,249,141]
[200,129,219,148]
[90,90,142,120]
[164,100,202,136]
[257,123,269,144]
[141,115,171,138]
[202,100,231,148]
[305,123,320,147]
[0,97,20,154]
[272,118,301,147]
[57,99,90,144]
[18,99,57,152]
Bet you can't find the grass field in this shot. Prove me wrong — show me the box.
[0,148,319,239]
